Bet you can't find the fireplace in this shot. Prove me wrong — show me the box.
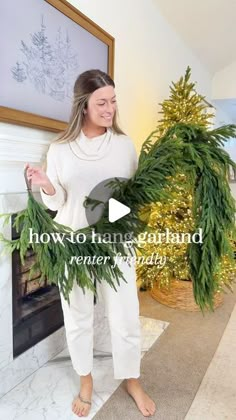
[0,127,67,398]
[11,210,64,358]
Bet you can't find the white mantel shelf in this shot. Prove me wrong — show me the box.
[0,123,66,398]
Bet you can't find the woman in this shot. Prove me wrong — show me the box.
[25,69,156,418]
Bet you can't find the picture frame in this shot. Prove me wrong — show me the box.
[228,165,236,183]
[0,0,114,132]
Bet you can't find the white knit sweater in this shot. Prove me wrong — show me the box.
[40,128,138,230]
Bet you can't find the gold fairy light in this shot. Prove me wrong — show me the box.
[137,66,236,292]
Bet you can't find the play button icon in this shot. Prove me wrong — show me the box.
[84,176,130,227]
[108,198,130,223]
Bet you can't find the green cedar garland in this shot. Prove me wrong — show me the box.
[0,123,236,311]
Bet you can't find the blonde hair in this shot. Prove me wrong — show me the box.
[53,69,126,144]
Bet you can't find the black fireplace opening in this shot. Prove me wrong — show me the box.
[11,210,64,358]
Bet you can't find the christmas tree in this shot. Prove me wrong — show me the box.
[137,66,236,299]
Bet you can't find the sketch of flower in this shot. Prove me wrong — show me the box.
[11,15,79,102]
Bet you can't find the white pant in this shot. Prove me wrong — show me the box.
[59,258,141,379]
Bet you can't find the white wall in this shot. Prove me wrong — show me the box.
[214,102,235,165]
[214,102,234,127]
[213,101,236,198]
[69,0,212,151]
[212,60,236,100]
[0,0,212,154]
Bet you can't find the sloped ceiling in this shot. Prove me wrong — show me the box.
[155,0,236,75]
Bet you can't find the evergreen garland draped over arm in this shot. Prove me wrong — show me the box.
[1,123,236,311]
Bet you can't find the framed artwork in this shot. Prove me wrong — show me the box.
[0,0,114,132]
[228,165,236,183]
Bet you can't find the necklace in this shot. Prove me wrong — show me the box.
[76,130,108,155]
[68,129,112,160]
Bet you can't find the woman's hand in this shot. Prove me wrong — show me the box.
[24,163,55,195]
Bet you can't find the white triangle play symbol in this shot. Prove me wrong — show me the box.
[108,198,131,223]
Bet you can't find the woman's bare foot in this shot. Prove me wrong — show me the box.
[72,373,93,417]
[125,378,156,417]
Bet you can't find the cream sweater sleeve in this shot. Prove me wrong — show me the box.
[40,144,67,211]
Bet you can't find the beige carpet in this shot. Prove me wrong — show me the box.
[185,303,236,419]
[94,287,236,420]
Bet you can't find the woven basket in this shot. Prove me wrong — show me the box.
[150,279,224,311]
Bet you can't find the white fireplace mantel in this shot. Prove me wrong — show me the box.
[0,123,66,398]
[0,122,111,398]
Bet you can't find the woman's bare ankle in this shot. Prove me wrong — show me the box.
[80,373,93,385]
[126,378,140,384]
[72,373,93,415]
